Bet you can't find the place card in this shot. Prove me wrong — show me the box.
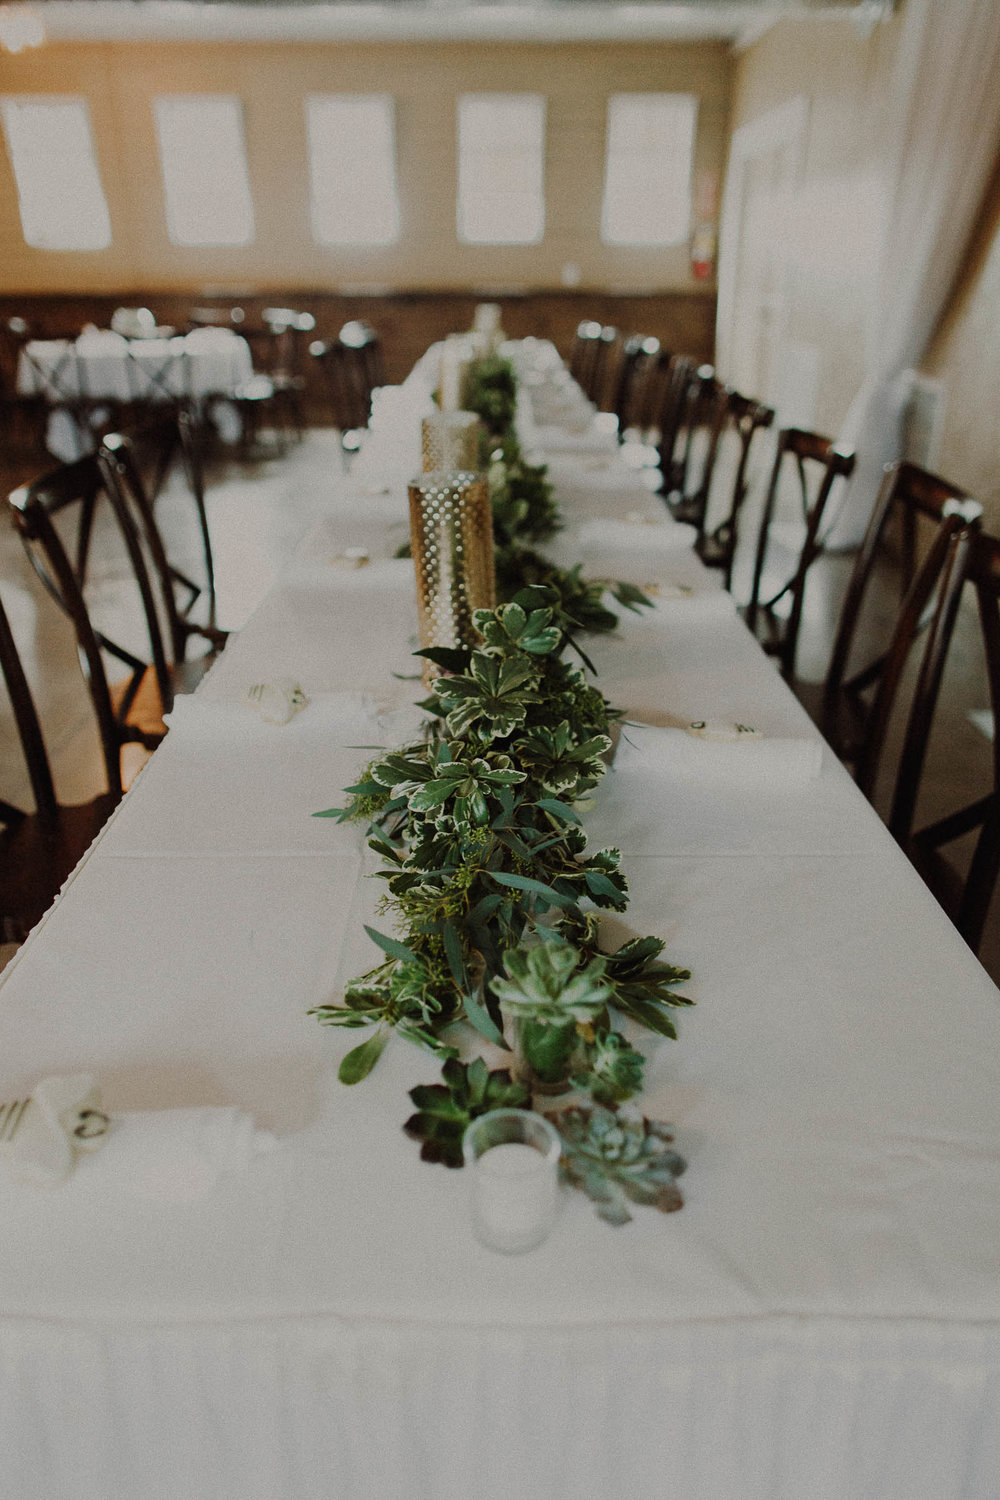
[246,679,309,725]
[0,1074,109,1187]
[685,720,763,743]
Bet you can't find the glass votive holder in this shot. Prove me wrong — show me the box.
[462,1109,562,1255]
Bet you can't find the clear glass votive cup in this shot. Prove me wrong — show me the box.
[462,1109,562,1255]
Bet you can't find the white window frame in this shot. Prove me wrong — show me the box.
[456,93,545,246]
[0,94,111,251]
[305,94,400,247]
[601,93,698,248]
[153,94,255,247]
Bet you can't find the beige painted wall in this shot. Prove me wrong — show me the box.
[728,15,903,437]
[0,39,730,295]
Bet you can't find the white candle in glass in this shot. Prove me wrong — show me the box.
[463,1109,561,1254]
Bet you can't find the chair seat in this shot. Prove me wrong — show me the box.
[0,793,120,941]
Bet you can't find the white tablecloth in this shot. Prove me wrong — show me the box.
[1,345,999,1500]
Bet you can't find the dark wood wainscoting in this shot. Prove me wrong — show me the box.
[0,288,715,423]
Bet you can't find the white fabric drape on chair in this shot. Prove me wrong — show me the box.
[828,0,1000,545]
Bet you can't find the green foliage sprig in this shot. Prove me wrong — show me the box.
[311,348,691,1226]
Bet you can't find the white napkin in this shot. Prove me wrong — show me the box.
[614,722,823,788]
[0,1077,275,1199]
[84,1107,277,1202]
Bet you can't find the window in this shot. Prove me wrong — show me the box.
[0,96,111,250]
[306,95,400,247]
[601,94,697,246]
[153,96,254,246]
[457,94,545,245]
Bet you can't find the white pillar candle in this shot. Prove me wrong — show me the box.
[439,347,461,412]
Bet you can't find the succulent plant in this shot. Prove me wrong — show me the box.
[490,937,611,1024]
[548,1104,686,1225]
[491,936,613,1087]
[572,1029,646,1106]
[403,1057,530,1168]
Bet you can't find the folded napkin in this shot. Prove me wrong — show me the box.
[88,1107,277,1202]
[245,678,308,724]
[614,721,823,787]
[574,517,697,554]
[0,1075,276,1199]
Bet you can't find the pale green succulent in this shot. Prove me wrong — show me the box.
[548,1105,686,1225]
[490,938,611,1024]
[572,1029,646,1106]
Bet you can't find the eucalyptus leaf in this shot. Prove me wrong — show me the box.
[338,1029,389,1085]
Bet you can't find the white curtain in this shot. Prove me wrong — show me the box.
[828,0,1000,545]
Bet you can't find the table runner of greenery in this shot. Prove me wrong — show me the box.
[311,354,691,1224]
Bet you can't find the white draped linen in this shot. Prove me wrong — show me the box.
[829,0,1000,544]
[1,344,999,1499]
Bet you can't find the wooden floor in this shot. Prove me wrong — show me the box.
[2,423,999,987]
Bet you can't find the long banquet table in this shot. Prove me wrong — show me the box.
[2,341,1000,1499]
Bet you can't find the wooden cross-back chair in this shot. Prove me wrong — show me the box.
[661,364,730,534]
[895,528,1000,953]
[309,327,382,466]
[9,454,173,745]
[0,588,122,943]
[100,413,227,660]
[339,320,385,392]
[696,392,776,591]
[742,429,856,679]
[568,320,604,393]
[802,460,983,776]
[9,426,224,751]
[610,335,661,438]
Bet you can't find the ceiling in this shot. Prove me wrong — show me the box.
[17,0,896,47]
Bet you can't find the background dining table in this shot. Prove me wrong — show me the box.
[1,340,999,1500]
[16,325,256,458]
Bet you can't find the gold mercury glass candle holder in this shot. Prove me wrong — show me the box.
[408,470,496,684]
[420,410,483,474]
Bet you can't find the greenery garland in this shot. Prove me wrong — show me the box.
[311,352,691,1224]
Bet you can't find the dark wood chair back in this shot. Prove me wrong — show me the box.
[6,457,163,792]
[100,413,226,657]
[651,353,695,486]
[0,588,58,825]
[743,428,856,679]
[0,585,124,942]
[310,333,380,460]
[819,461,983,757]
[898,528,1000,952]
[696,391,775,590]
[609,335,661,436]
[568,320,603,390]
[661,364,731,536]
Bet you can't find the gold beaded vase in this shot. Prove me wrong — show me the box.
[420,411,483,474]
[408,470,496,683]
